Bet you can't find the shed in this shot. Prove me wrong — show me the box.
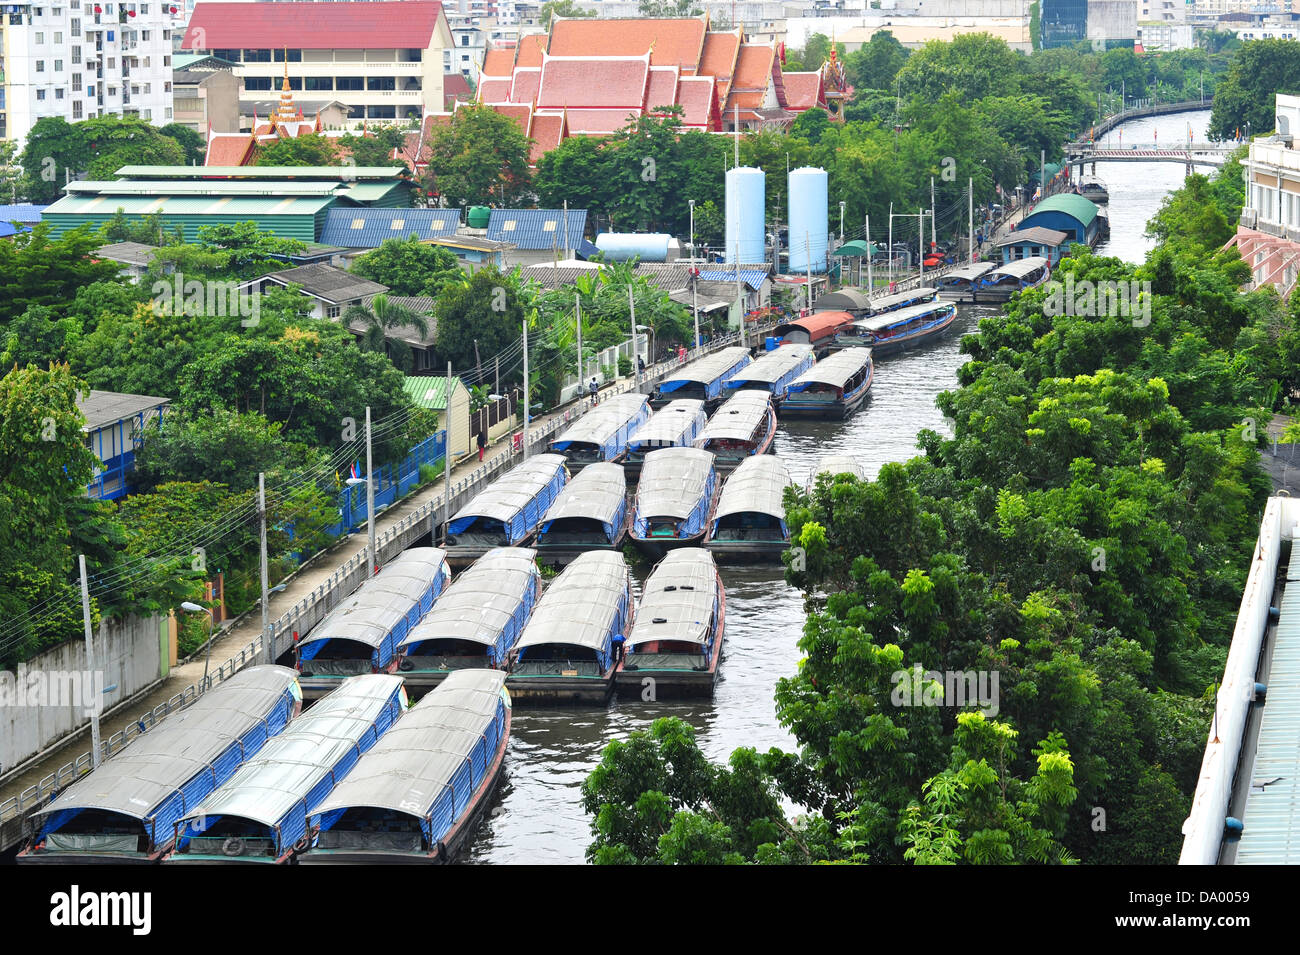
[403,375,473,460]
[254,263,389,320]
[77,389,171,500]
[1018,194,1101,247]
[486,208,587,266]
[993,226,1070,266]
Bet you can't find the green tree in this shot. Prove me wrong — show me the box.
[1208,38,1300,140]
[342,292,430,371]
[540,0,596,22]
[349,236,463,297]
[0,224,122,323]
[420,104,533,207]
[636,0,701,16]
[339,126,409,168]
[434,267,525,378]
[19,117,93,203]
[160,123,207,165]
[843,30,910,91]
[254,133,339,167]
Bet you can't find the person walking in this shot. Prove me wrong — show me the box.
[476,429,486,462]
[589,376,599,407]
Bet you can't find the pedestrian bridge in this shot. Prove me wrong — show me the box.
[1065,141,1236,168]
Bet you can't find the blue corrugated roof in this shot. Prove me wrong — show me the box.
[575,238,600,260]
[698,269,768,290]
[0,204,47,222]
[319,208,463,248]
[0,221,29,238]
[487,209,587,251]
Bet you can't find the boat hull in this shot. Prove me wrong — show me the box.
[397,661,500,698]
[533,536,625,567]
[869,309,957,357]
[704,407,777,475]
[704,538,788,564]
[17,849,163,865]
[504,673,615,705]
[630,531,706,561]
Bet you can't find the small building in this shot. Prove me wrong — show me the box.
[403,375,473,460]
[1231,92,1300,297]
[255,263,389,320]
[347,294,439,372]
[1018,194,1102,247]
[994,226,1071,266]
[486,208,588,266]
[427,234,516,271]
[172,55,243,135]
[96,242,166,282]
[77,390,171,501]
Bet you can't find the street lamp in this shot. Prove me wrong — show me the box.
[343,406,377,578]
[181,601,214,690]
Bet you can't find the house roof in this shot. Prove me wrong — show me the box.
[548,17,707,72]
[444,72,472,109]
[487,208,586,250]
[509,67,542,104]
[319,207,462,248]
[184,1,447,51]
[403,375,467,410]
[428,235,514,253]
[646,66,679,113]
[44,193,337,217]
[97,241,160,267]
[725,44,776,112]
[564,108,640,135]
[994,226,1070,248]
[77,390,170,432]
[1025,194,1099,228]
[528,111,568,164]
[537,53,650,110]
[489,102,534,133]
[781,71,824,111]
[699,29,741,98]
[515,32,549,69]
[115,165,405,180]
[482,48,516,77]
[673,75,718,128]
[263,263,389,303]
[477,76,513,103]
[0,203,48,223]
[204,133,256,167]
[517,264,603,289]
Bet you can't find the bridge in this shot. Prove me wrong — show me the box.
[1064,141,1237,169]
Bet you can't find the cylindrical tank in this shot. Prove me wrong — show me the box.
[725,166,765,264]
[595,232,672,262]
[788,166,829,274]
[467,205,491,229]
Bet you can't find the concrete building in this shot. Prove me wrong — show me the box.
[1086,0,1137,47]
[1230,93,1300,299]
[171,53,240,132]
[78,388,170,500]
[784,14,1033,50]
[0,0,183,144]
[183,0,454,125]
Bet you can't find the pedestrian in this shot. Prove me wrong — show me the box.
[612,631,626,665]
[589,376,599,407]
[477,429,486,462]
[637,355,645,374]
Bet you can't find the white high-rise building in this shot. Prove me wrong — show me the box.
[1,0,182,143]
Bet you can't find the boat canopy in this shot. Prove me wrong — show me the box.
[867,286,937,312]
[549,394,650,460]
[627,550,719,648]
[812,289,872,313]
[853,300,951,333]
[447,454,567,542]
[936,262,994,284]
[298,548,450,668]
[788,348,871,392]
[537,463,628,539]
[984,256,1050,283]
[773,312,853,345]
[174,674,406,856]
[628,399,708,451]
[712,455,793,531]
[725,344,815,395]
[634,447,716,537]
[398,548,541,665]
[813,454,865,481]
[513,551,631,669]
[310,670,509,850]
[655,346,752,400]
[695,391,773,445]
[33,666,301,852]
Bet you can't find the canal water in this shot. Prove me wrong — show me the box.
[467,109,1212,864]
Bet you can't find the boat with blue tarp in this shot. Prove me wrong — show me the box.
[722,344,816,405]
[692,391,777,474]
[649,346,752,409]
[442,453,568,566]
[533,463,629,564]
[704,454,794,563]
[780,348,872,419]
[547,393,651,472]
[833,300,956,357]
[624,399,709,479]
[629,447,718,559]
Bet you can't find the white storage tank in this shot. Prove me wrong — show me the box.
[788,166,829,274]
[725,166,765,264]
[595,233,673,262]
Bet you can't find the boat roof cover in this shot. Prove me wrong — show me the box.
[538,462,628,535]
[728,345,814,386]
[447,453,567,539]
[812,288,872,312]
[868,286,936,311]
[789,348,871,391]
[813,454,866,481]
[311,670,507,822]
[34,666,301,823]
[636,447,716,520]
[629,399,708,448]
[853,300,951,333]
[695,391,773,444]
[714,454,793,522]
[179,674,405,829]
[987,255,1050,280]
[298,548,449,651]
[627,549,719,647]
[656,346,752,398]
[938,262,994,282]
[549,393,650,454]
[399,548,540,650]
[514,551,630,653]
[774,311,853,341]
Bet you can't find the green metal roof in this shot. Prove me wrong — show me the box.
[67,179,344,197]
[114,165,407,180]
[341,182,405,203]
[403,376,466,411]
[44,193,337,217]
[1030,162,1065,183]
[1027,193,1099,227]
[833,240,876,257]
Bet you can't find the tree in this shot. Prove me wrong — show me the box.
[160,123,207,165]
[339,126,409,168]
[434,267,525,379]
[1208,38,1300,140]
[540,0,596,22]
[421,104,532,207]
[636,0,701,16]
[19,117,93,203]
[254,133,339,167]
[192,221,308,279]
[895,33,1025,103]
[844,30,910,91]
[82,117,186,179]
[0,224,122,324]
[342,293,429,371]
[349,236,463,297]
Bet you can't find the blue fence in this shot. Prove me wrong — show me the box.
[332,431,447,537]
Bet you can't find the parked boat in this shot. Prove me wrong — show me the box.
[1078,176,1109,204]
[809,454,866,488]
[866,286,938,314]
[780,348,873,419]
[811,288,872,317]
[442,453,567,566]
[396,547,541,691]
[722,344,816,405]
[649,346,751,410]
[507,551,633,704]
[624,399,709,479]
[772,312,853,355]
[295,547,450,699]
[18,666,301,865]
[615,549,725,699]
[835,300,957,357]
[629,447,718,559]
[164,674,406,864]
[935,262,996,302]
[533,463,629,564]
[704,454,794,563]
[974,256,1051,302]
[692,391,777,474]
[547,393,651,472]
[301,670,511,865]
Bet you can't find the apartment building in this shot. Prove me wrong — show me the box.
[0,0,181,143]
[1231,93,1300,298]
[183,0,453,124]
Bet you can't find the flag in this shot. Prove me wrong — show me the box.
[349,461,362,481]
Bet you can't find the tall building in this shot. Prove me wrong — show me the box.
[1041,0,1089,47]
[183,0,454,125]
[1232,93,1300,299]
[0,0,182,143]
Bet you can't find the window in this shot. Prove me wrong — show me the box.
[108,57,114,68]
[336,76,364,91]
[390,218,405,230]
[366,75,394,91]
[71,17,80,35]
[35,60,45,72]
[35,31,44,43]
[36,90,46,100]
[244,76,272,91]
[326,305,341,319]
[142,109,150,119]
[56,88,64,98]
[542,220,556,232]
[461,34,469,45]
[72,45,81,63]
[141,29,148,39]
[163,80,169,92]
[350,218,365,229]
[304,76,333,91]
[73,100,83,118]
[54,30,62,42]
[163,55,169,66]
[72,73,82,90]
[54,59,63,71]
[502,220,516,231]
[164,106,171,118]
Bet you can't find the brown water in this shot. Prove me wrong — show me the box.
[468,111,1207,863]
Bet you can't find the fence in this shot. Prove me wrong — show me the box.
[334,430,447,536]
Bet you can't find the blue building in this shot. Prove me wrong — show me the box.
[318,207,464,249]
[994,226,1070,266]
[1017,194,1102,248]
[486,208,588,266]
[78,390,170,500]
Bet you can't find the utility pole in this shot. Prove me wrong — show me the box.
[78,554,102,769]
[866,214,873,293]
[365,406,376,577]
[888,203,894,284]
[1040,148,1046,200]
[521,317,530,461]
[259,472,271,664]
[968,177,975,263]
[918,208,924,284]
[445,363,453,540]
[804,232,813,311]
[688,198,695,264]
[575,294,583,383]
[839,200,845,243]
[629,284,639,387]
[690,268,700,351]
[930,177,936,250]
[473,339,481,381]
[494,354,500,397]
[562,200,570,260]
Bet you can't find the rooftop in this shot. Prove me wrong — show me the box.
[97,241,161,267]
[77,390,170,432]
[184,1,448,51]
[262,263,388,303]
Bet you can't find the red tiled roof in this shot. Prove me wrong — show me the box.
[481,48,515,77]
[205,133,255,166]
[489,102,533,132]
[184,1,446,51]
[725,44,775,112]
[645,66,679,113]
[444,72,471,109]
[510,67,542,104]
[477,76,512,102]
[536,54,650,110]
[564,108,641,135]
[515,32,548,69]
[780,71,824,111]
[699,29,741,100]
[548,17,706,71]
[396,112,453,169]
[673,75,718,129]
[529,111,568,165]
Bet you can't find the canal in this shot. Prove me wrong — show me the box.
[466,108,1213,864]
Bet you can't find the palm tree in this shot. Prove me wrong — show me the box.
[342,293,430,372]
